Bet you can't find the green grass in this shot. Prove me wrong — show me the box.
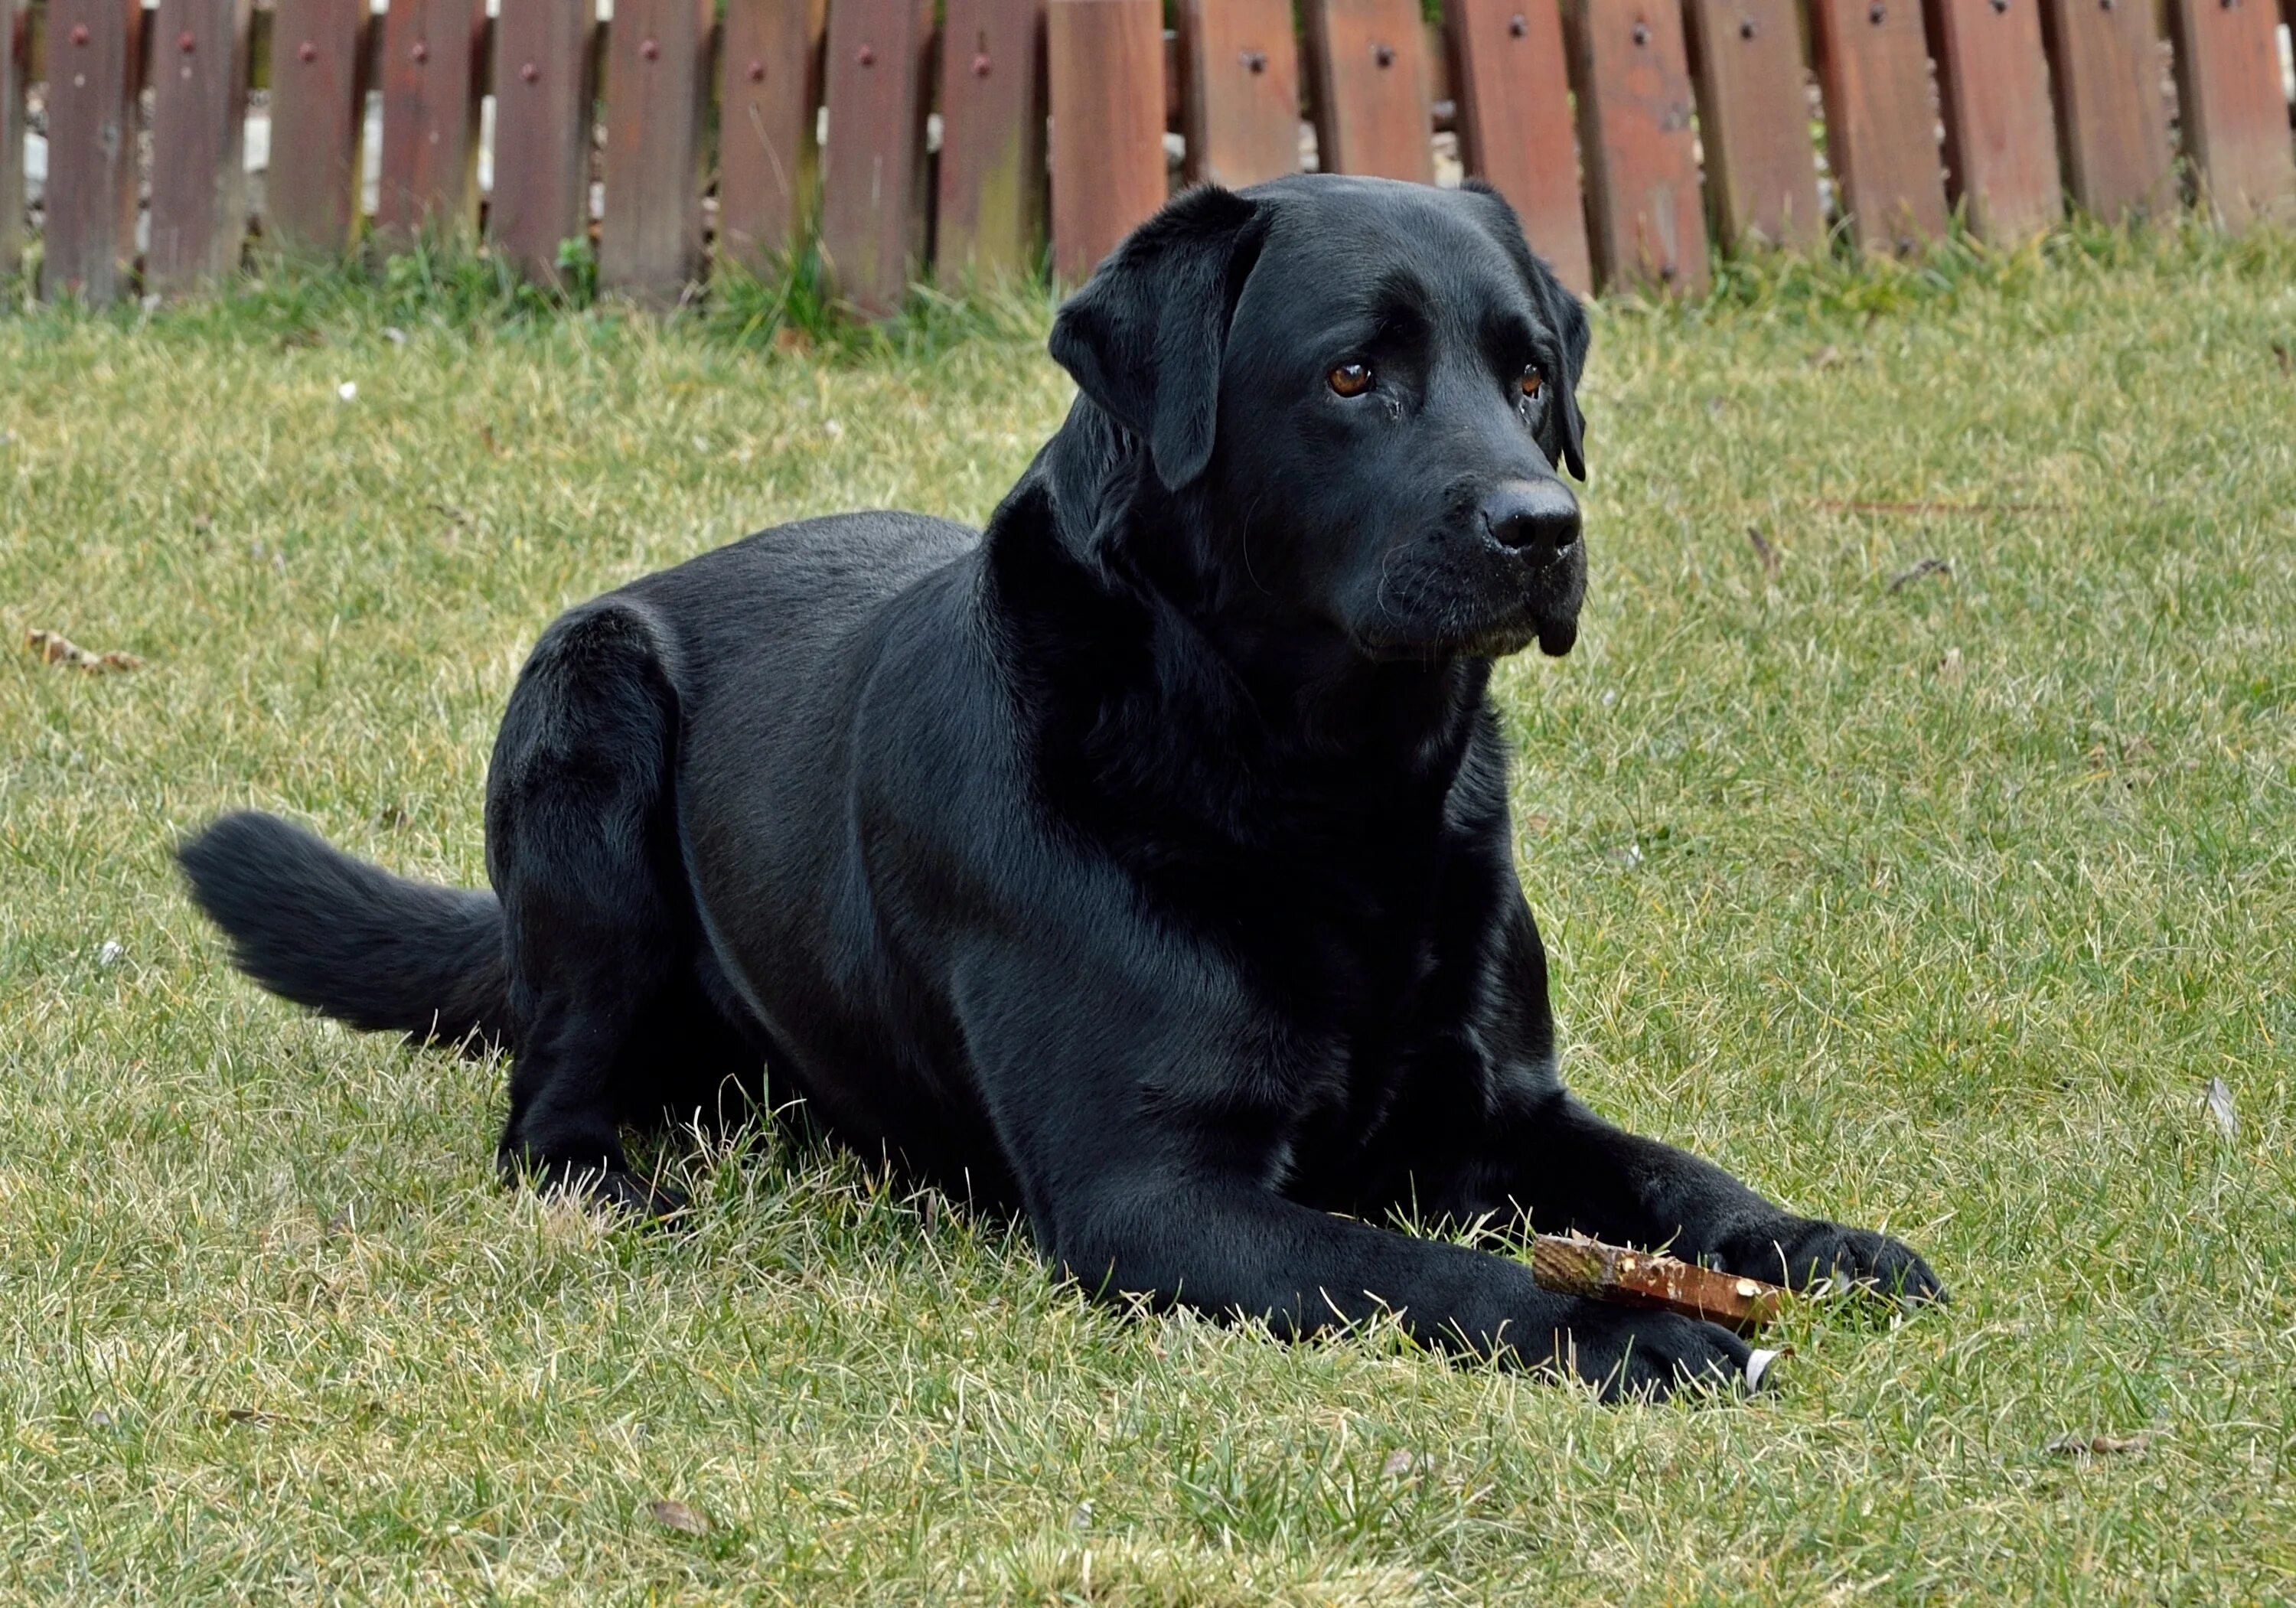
[5,227,2295,1604]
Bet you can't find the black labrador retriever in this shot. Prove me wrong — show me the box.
[182,175,1940,1399]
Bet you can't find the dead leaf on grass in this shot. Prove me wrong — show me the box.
[27,628,142,673]
[648,1499,709,1536]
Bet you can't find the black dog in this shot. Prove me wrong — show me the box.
[182,176,1939,1399]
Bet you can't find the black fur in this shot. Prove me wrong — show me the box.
[181,177,1939,1399]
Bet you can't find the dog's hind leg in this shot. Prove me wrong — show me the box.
[483,601,696,1215]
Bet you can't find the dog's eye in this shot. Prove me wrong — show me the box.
[1519,366,1544,400]
[1328,363,1374,398]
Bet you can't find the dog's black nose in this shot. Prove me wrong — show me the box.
[1482,480,1580,560]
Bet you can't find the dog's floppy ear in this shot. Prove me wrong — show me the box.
[1460,180,1590,481]
[1049,185,1266,491]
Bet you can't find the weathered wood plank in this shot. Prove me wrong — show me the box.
[598,0,710,300]
[39,0,141,303]
[936,0,1047,282]
[146,0,253,292]
[718,0,825,270]
[1303,0,1434,181]
[1681,0,1822,252]
[376,0,486,243]
[819,0,933,313]
[2164,0,2295,231]
[1928,0,2062,243]
[1047,0,1164,284]
[1570,0,1708,294]
[264,0,366,257]
[1445,0,1592,292]
[1180,0,1300,189]
[489,0,593,283]
[1807,0,1948,251]
[2035,0,2173,223]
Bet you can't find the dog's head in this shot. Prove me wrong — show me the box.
[1050,175,1590,661]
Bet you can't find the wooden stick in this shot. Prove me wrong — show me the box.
[1530,1232,1785,1336]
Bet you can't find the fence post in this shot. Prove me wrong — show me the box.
[718,0,825,272]
[1927,0,2063,243]
[1807,0,1949,252]
[490,0,595,285]
[266,0,367,259]
[2,0,24,279]
[599,0,713,301]
[147,0,255,294]
[1569,0,1709,294]
[819,0,933,314]
[1681,0,1823,254]
[1045,0,1163,285]
[2164,0,2296,231]
[1445,0,1593,293]
[2035,0,2174,224]
[377,0,488,245]
[936,0,1049,285]
[1303,0,1435,181]
[1179,0,1302,190]
[39,0,142,304]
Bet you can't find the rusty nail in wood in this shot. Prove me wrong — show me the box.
[1508,11,1528,33]
[747,57,766,80]
[973,51,992,75]
[857,44,876,64]
[1867,2,1885,19]
[1632,19,1650,43]
[1373,41,1395,65]
[1740,15,1757,35]
[1660,261,1678,280]
[179,29,197,51]
[70,22,90,44]
[1241,48,1267,71]
[1989,0,2007,11]
[410,39,428,62]
[298,39,318,61]
[640,37,659,59]
[520,60,539,82]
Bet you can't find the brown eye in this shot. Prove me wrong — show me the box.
[1328,363,1373,398]
[1520,366,1544,399]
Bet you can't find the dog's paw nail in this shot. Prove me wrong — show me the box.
[1745,1347,1783,1390]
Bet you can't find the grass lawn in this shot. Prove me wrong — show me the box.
[4,231,2294,1605]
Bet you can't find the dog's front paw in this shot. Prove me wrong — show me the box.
[507,1154,690,1221]
[1540,1300,1769,1403]
[1722,1218,1944,1306]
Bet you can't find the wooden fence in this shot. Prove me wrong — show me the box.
[3,0,2293,311]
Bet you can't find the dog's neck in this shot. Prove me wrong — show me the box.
[988,403,1488,794]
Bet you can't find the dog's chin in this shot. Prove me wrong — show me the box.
[1355,611,1577,664]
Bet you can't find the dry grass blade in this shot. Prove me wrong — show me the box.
[2047,1432,2161,1458]
[1886,556,1953,593]
[2205,1078,2238,1138]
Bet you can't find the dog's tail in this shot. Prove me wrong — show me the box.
[178,811,511,1049]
